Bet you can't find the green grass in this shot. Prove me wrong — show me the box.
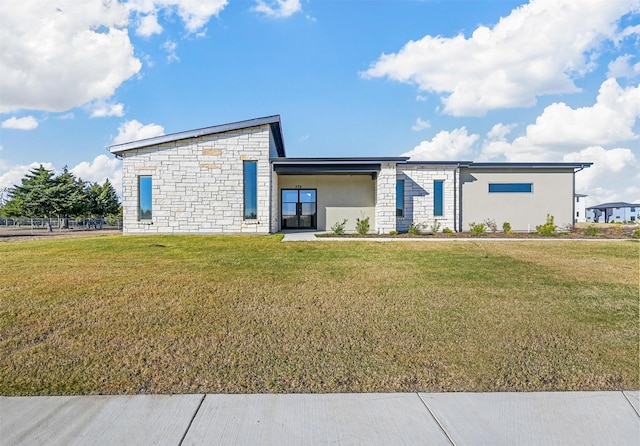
[1,235,638,395]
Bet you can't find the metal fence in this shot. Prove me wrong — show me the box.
[0,217,123,230]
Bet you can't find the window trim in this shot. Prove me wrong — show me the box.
[488,183,533,193]
[396,179,404,217]
[243,160,258,220]
[434,180,444,217]
[138,175,152,221]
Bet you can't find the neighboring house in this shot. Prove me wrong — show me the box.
[575,194,587,223]
[586,202,639,223]
[108,115,592,234]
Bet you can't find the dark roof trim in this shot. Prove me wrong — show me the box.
[109,115,285,156]
[273,157,408,164]
[274,164,381,175]
[466,162,593,170]
[402,161,472,167]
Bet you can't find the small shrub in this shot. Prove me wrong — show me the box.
[469,222,486,236]
[408,221,426,235]
[355,217,370,235]
[484,218,498,233]
[632,226,640,239]
[330,219,348,235]
[585,225,600,236]
[389,230,398,236]
[442,227,454,235]
[535,214,557,236]
[502,222,512,235]
[430,219,442,234]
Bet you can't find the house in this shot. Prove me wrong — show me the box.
[575,194,587,223]
[586,202,639,223]
[108,115,592,234]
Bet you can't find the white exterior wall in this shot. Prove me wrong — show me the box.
[575,195,587,223]
[461,169,575,231]
[121,125,273,234]
[375,163,397,234]
[396,166,457,232]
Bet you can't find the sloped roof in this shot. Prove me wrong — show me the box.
[108,115,285,157]
[587,202,640,209]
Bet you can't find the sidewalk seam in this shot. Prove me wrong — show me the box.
[178,393,206,446]
[622,391,640,418]
[417,393,456,446]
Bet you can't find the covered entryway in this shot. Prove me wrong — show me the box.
[281,189,317,229]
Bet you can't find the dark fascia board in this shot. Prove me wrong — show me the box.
[108,115,284,156]
[272,157,408,175]
[402,160,473,167]
[272,157,409,165]
[466,162,593,170]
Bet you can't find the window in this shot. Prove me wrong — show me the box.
[396,180,404,217]
[243,161,257,220]
[138,176,152,220]
[631,207,636,212]
[434,180,443,216]
[576,211,579,217]
[488,183,533,193]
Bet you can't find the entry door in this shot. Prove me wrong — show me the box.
[282,189,317,229]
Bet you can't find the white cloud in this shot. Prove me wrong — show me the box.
[71,154,122,193]
[411,118,431,132]
[253,0,302,18]
[0,0,141,113]
[563,146,640,204]
[129,1,228,34]
[87,100,125,118]
[363,0,640,116]
[499,79,640,161]
[136,13,163,37]
[402,128,479,161]
[113,120,165,145]
[1,116,38,130]
[163,40,180,63]
[607,54,640,79]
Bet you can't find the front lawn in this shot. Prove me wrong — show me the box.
[1,235,637,395]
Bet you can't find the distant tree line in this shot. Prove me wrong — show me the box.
[1,165,120,227]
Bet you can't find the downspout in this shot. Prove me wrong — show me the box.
[457,164,463,232]
[572,164,587,228]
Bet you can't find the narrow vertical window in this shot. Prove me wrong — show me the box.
[243,161,257,219]
[434,180,444,217]
[396,180,404,217]
[139,176,152,220]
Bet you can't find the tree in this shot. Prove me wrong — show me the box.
[5,165,56,217]
[85,179,120,227]
[51,167,86,227]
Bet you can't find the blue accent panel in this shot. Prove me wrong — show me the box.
[396,180,404,217]
[489,183,533,193]
[434,180,443,216]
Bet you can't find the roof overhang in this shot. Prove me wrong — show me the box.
[272,157,408,175]
[108,115,285,157]
[465,162,593,171]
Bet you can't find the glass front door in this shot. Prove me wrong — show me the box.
[282,189,317,229]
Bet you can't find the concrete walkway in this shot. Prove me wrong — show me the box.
[281,232,633,242]
[2,391,638,445]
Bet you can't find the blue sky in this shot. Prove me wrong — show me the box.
[1,0,639,205]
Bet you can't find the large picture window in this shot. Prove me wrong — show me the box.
[243,161,257,220]
[488,183,533,193]
[434,180,443,217]
[139,176,152,220]
[396,180,404,217]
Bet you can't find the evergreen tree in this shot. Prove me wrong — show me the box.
[4,165,56,218]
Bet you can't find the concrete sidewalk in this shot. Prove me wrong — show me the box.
[2,391,638,445]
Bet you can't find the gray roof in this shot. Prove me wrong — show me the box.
[108,115,285,157]
[587,202,640,209]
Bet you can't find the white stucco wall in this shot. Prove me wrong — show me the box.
[120,124,273,234]
[461,168,575,231]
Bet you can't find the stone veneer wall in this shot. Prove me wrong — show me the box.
[374,163,397,234]
[121,125,273,234]
[397,166,458,232]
